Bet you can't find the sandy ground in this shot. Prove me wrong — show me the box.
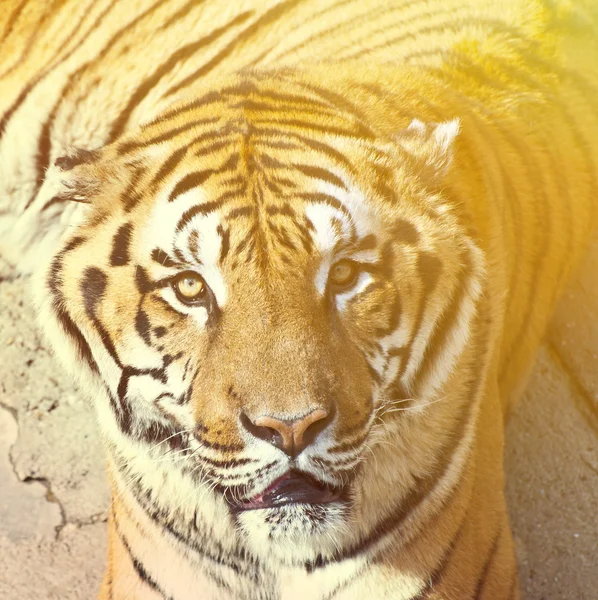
[0,235,596,599]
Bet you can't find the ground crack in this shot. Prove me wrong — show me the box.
[0,400,67,540]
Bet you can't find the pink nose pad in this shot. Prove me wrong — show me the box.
[241,408,332,457]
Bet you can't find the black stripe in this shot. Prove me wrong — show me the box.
[122,165,148,213]
[472,525,503,599]
[164,0,306,98]
[193,138,234,158]
[152,91,223,123]
[410,501,471,600]
[230,98,340,125]
[281,79,377,139]
[41,193,90,212]
[265,204,295,217]
[0,0,28,43]
[0,0,59,79]
[224,85,339,116]
[153,326,167,338]
[107,11,253,141]
[218,225,230,263]
[226,205,254,220]
[135,309,152,345]
[395,246,455,383]
[112,510,173,600]
[411,257,467,395]
[394,219,420,245]
[176,197,234,233]
[0,1,116,141]
[296,192,352,220]
[168,169,215,202]
[158,0,205,30]
[346,16,512,60]
[118,116,221,154]
[138,420,186,450]
[266,129,357,173]
[135,265,165,294]
[372,283,401,338]
[27,100,60,210]
[253,116,371,140]
[54,148,100,171]
[148,146,188,190]
[151,248,179,268]
[110,223,133,266]
[47,236,99,376]
[294,163,347,191]
[274,0,393,63]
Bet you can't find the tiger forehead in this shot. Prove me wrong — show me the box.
[150,144,375,274]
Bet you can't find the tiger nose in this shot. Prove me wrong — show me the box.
[240,408,332,457]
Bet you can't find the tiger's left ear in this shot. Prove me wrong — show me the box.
[393,118,460,187]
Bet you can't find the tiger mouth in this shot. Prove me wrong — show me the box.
[230,471,346,511]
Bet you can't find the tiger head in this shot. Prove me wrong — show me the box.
[35,72,486,565]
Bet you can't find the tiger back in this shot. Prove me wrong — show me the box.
[1,2,597,600]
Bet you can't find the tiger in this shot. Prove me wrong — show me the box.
[1,0,598,598]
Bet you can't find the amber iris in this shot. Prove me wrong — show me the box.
[173,272,206,303]
[329,260,359,289]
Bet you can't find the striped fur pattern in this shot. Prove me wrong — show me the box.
[1,1,598,599]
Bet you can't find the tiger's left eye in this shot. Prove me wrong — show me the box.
[173,272,207,304]
[329,260,359,290]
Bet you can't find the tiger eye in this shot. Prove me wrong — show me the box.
[174,273,206,302]
[329,260,359,289]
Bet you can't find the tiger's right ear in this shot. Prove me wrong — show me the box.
[40,148,105,213]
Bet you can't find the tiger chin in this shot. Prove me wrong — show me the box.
[13,29,597,600]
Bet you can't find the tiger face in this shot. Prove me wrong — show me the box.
[35,73,486,565]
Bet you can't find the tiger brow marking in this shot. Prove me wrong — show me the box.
[151,248,180,268]
[176,186,245,233]
[168,170,216,202]
[296,191,353,221]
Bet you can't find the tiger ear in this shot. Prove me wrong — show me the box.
[393,118,460,187]
[41,148,104,211]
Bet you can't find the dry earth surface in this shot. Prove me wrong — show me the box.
[1,235,597,599]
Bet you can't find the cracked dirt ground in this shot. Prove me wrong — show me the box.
[1,235,597,600]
